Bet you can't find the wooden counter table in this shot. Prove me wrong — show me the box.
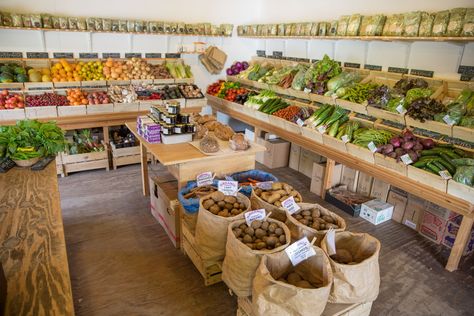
[0,163,74,316]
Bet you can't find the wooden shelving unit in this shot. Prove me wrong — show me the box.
[238,35,474,42]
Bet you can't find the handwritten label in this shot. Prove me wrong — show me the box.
[79,53,99,59]
[443,114,455,126]
[400,154,413,165]
[282,196,300,214]
[0,51,23,58]
[344,62,360,69]
[317,125,327,134]
[53,52,73,58]
[325,229,336,256]
[165,53,181,58]
[196,171,213,187]
[218,180,239,196]
[364,64,382,71]
[26,52,49,58]
[102,52,121,58]
[256,50,266,57]
[410,69,434,78]
[439,170,452,180]
[396,104,406,114]
[244,209,266,226]
[388,67,409,74]
[296,118,304,126]
[341,135,350,143]
[285,237,316,266]
[145,53,162,58]
[368,141,377,153]
[125,53,142,58]
[256,181,273,190]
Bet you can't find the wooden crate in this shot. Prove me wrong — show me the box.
[106,80,131,86]
[131,79,154,85]
[407,165,448,193]
[24,82,54,91]
[205,94,223,107]
[185,98,207,108]
[53,81,81,89]
[346,143,375,164]
[367,106,405,125]
[154,78,175,85]
[181,215,222,286]
[25,106,57,119]
[174,78,194,84]
[113,102,140,112]
[62,150,109,176]
[0,82,24,91]
[254,110,270,123]
[301,126,323,143]
[268,115,287,129]
[0,108,26,121]
[310,93,336,105]
[86,103,114,114]
[110,143,152,169]
[405,116,453,137]
[374,153,407,176]
[283,119,302,135]
[335,98,368,115]
[237,296,373,316]
[57,105,87,117]
[452,126,474,143]
[81,80,107,89]
[322,134,348,153]
[447,180,474,204]
[436,80,474,104]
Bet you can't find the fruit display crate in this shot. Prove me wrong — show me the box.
[61,149,109,176]
[110,142,152,170]
[181,214,223,286]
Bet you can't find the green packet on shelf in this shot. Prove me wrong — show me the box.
[403,11,422,37]
[336,15,350,36]
[432,10,450,36]
[359,15,386,36]
[462,8,474,36]
[383,14,404,36]
[446,8,466,36]
[418,12,434,37]
[346,14,362,36]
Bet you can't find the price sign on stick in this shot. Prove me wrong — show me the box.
[282,196,300,214]
[245,209,266,226]
[368,141,377,153]
[218,180,239,196]
[285,237,316,266]
[196,172,214,187]
[325,228,336,256]
[400,154,413,165]
[256,181,273,190]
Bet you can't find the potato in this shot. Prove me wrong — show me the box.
[254,239,262,243]
[203,199,215,209]
[326,223,339,229]
[239,203,245,209]
[217,201,226,208]
[322,215,334,224]
[282,183,292,193]
[279,195,288,202]
[274,201,282,207]
[233,202,240,209]
[211,191,225,202]
[243,234,253,243]
[224,203,234,210]
[275,242,282,248]
[266,236,278,248]
[267,193,281,204]
[255,242,266,250]
[209,205,220,214]
[331,249,353,264]
[233,228,242,237]
[279,235,286,244]
[244,227,255,236]
[290,190,299,197]
[312,209,321,218]
[268,223,277,233]
[320,208,329,217]
[251,220,262,229]
[303,215,312,221]
[295,214,303,220]
[274,227,283,236]
[224,196,237,204]
[295,280,313,289]
[261,221,269,231]
[217,210,229,217]
[298,219,309,226]
[272,182,283,190]
[311,222,320,230]
[261,192,271,202]
[294,197,301,203]
[231,209,241,216]
[255,228,266,239]
[301,210,311,216]
[287,272,301,286]
[239,224,247,230]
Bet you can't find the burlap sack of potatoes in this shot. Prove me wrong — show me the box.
[250,188,302,222]
[252,247,333,316]
[285,203,346,246]
[222,219,291,297]
[321,231,380,304]
[195,192,251,263]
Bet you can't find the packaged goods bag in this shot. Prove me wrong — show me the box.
[432,10,450,36]
[195,192,251,262]
[403,11,422,37]
[222,218,291,297]
[336,16,350,36]
[229,169,278,197]
[346,14,362,36]
[462,8,474,36]
[418,12,434,37]
[359,15,386,36]
[321,231,381,304]
[310,22,320,36]
[250,182,302,222]
[447,8,466,36]
[328,20,338,36]
[252,247,333,316]
[285,203,346,246]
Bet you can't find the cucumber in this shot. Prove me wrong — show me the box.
[426,162,442,174]
[412,160,428,168]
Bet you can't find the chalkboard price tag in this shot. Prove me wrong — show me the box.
[410,69,434,78]
[165,53,181,58]
[102,52,121,59]
[335,60,342,66]
[300,58,310,63]
[458,65,474,75]
[311,59,320,63]
[256,50,266,57]
[344,62,360,69]
[26,52,49,58]
[53,52,74,59]
[79,53,99,59]
[0,51,23,58]
[460,74,474,82]
[145,53,162,58]
[388,66,409,74]
[364,64,382,71]
[125,53,142,58]
[272,51,283,59]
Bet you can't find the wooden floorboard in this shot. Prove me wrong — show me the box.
[59,163,474,316]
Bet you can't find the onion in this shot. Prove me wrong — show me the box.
[242,61,249,69]
[420,138,435,149]
[226,68,233,76]
[390,137,402,148]
[235,62,242,69]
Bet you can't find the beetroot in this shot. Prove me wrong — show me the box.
[383,144,394,154]
[413,141,424,151]
[402,129,415,141]
[387,152,397,159]
[420,138,435,149]
[390,136,403,148]
[402,141,415,150]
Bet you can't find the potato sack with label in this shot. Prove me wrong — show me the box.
[251,182,302,222]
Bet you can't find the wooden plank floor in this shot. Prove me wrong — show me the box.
[59,163,474,316]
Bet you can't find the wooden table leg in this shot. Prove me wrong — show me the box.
[321,159,335,199]
[141,143,149,196]
[445,215,474,271]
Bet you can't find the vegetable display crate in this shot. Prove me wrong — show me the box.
[106,80,131,86]
[181,214,222,286]
[322,134,348,153]
[113,102,140,112]
[335,98,368,115]
[301,126,323,143]
[407,165,448,193]
[405,116,453,137]
[310,93,336,106]
[268,115,288,129]
[56,155,64,177]
[61,150,109,176]
[110,143,152,170]
[138,102,153,112]
[53,81,82,89]
[205,94,223,107]
[80,80,107,89]
[452,126,474,143]
[254,110,270,123]
[374,153,407,176]
[86,103,114,114]
[154,78,175,85]
[131,79,154,85]
[447,180,474,204]
[366,106,406,125]
[25,106,57,119]
[288,88,310,101]
[346,143,375,164]
[0,82,24,91]
[0,108,25,121]
[283,119,302,135]
[236,296,373,316]
[185,98,207,108]
[174,78,194,84]
[24,82,54,91]
[241,105,256,117]
[57,105,87,117]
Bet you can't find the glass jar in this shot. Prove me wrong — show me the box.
[162,124,174,135]
[174,124,185,134]
[179,114,190,124]
[186,123,197,133]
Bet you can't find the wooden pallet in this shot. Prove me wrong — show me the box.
[181,214,222,286]
[61,150,109,176]
[237,296,373,316]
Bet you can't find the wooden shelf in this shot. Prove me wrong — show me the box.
[238,35,474,42]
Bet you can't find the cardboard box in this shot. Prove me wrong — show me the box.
[419,203,457,244]
[425,201,457,220]
[386,190,408,223]
[289,143,301,171]
[341,166,359,192]
[255,137,290,169]
[356,172,373,197]
[442,216,474,256]
[298,148,326,177]
[150,174,180,247]
[310,162,343,196]
[360,199,394,225]
[370,178,391,202]
[402,194,426,230]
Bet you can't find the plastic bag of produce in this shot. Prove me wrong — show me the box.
[251,185,303,222]
[462,8,474,36]
[285,203,346,246]
[336,16,350,36]
[403,11,422,37]
[454,166,474,187]
[319,22,328,36]
[303,22,312,36]
[321,231,381,304]
[68,17,78,30]
[418,12,434,36]
[327,72,360,92]
[291,65,309,91]
[383,14,404,36]
[447,8,466,36]
[51,16,60,29]
[127,20,135,32]
[102,18,112,31]
[178,180,219,214]
[29,14,40,28]
[41,14,52,28]
[229,170,278,197]
[77,18,87,31]
[2,12,12,26]
[359,15,386,36]
[269,24,277,36]
[11,13,23,27]
[86,17,95,30]
[432,10,450,36]
[252,247,333,316]
[310,22,319,36]
[195,192,250,262]
[222,218,291,297]
[148,21,157,33]
[346,14,362,36]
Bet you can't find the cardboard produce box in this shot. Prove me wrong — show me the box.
[360,199,394,225]
[340,166,359,192]
[289,143,301,171]
[150,174,180,247]
[255,137,290,169]
[386,189,408,223]
[298,148,326,176]
[309,162,342,196]
[324,186,372,217]
[419,203,457,244]
[356,172,373,197]
[402,194,426,230]
[370,178,391,202]
[442,216,474,256]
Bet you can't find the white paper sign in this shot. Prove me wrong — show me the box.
[368,141,377,153]
[296,118,304,126]
[400,154,413,165]
[196,171,213,187]
[282,196,300,214]
[256,181,273,190]
[341,135,350,143]
[285,237,316,266]
[396,104,406,114]
[317,125,327,134]
[325,229,336,256]
[443,114,455,126]
[439,170,452,180]
[218,180,239,196]
[303,88,311,94]
[244,209,266,226]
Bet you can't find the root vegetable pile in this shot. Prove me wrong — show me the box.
[277,271,321,289]
[272,105,300,121]
[292,207,340,230]
[254,182,301,207]
[233,220,286,250]
[202,191,246,217]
